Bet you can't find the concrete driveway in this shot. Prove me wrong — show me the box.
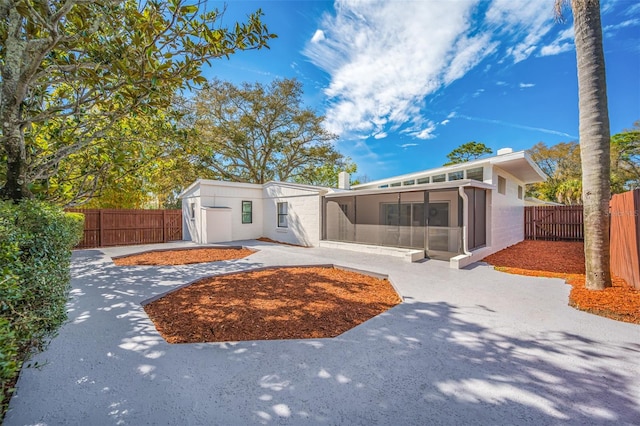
[5,241,640,425]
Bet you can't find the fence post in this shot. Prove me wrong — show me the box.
[99,209,104,247]
[162,210,167,243]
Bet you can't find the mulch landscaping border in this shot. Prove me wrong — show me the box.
[140,264,402,308]
[110,245,248,260]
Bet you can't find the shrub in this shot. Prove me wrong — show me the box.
[0,200,83,418]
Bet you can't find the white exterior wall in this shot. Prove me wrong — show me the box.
[487,166,526,252]
[181,181,264,243]
[181,185,201,242]
[201,207,232,243]
[198,183,264,242]
[262,185,322,246]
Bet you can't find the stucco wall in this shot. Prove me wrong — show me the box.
[262,185,322,246]
[180,181,264,243]
[487,166,526,253]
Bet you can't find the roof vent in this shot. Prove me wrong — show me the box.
[497,147,513,155]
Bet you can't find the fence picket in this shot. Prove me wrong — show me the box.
[66,209,182,249]
[524,205,584,241]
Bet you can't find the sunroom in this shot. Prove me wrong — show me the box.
[321,180,493,261]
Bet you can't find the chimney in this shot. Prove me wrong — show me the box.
[497,147,513,155]
[338,171,350,190]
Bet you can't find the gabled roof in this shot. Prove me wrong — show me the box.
[352,150,546,189]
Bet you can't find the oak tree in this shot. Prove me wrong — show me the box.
[190,78,345,184]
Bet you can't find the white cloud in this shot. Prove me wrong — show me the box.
[458,114,577,138]
[404,122,437,140]
[373,132,387,140]
[485,0,555,63]
[519,83,535,88]
[540,27,574,57]
[310,29,325,43]
[304,1,488,140]
[625,3,640,17]
[302,1,565,141]
[604,19,640,34]
[399,143,418,149]
[440,119,450,126]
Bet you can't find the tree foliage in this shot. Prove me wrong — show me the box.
[444,141,493,166]
[292,159,358,188]
[610,120,640,192]
[0,0,276,202]
[527,123,639,204]
[527,141,582,203]
[189,78,346,184]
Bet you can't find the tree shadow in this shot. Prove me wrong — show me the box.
[5,249,640,425]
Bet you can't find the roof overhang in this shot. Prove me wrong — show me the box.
[490,152,547,184]
[324,179,494,199]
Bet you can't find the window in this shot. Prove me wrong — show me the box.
[432,174,446,183]
[277,202,288,228]
[403,179,415,186]
[498,176,506,195]
[189,202,196,219]
[417,177,430,184]
[390,182,401,187]
[518,185,523,200]
[241,201,252,224]
[448,171,464,181]
[379,184,389,188]
[466,167,484,181]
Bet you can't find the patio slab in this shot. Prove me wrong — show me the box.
[5,240,640,425]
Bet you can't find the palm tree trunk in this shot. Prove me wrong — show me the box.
[572,0,612,289]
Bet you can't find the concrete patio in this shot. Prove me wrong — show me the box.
[5,240,640,425]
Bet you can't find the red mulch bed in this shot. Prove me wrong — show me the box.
[112,248,255,266]
[483,240,640,324]
[144,266,402,343]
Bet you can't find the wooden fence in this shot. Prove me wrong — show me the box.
[66,209,182,249]
[524,205,584,241]
[610,189,640,289]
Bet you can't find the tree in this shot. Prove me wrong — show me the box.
[556,0,611,289]
[527,141,582,203]
[0,0,276,202]
[610,121,640,192]
[293,158,358,188]
[444,142,492,166]
[190,78,345,184]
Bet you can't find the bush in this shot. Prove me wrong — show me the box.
[0,200,83,418]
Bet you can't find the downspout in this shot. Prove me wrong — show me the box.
[458,187,472,256]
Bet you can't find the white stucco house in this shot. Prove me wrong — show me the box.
[178,148,546,268]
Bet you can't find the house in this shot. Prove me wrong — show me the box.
[179,180,337,247]
[178,148,546,268]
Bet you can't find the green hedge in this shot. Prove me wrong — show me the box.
[0,200,84,418]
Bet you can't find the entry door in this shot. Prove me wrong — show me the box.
[427,202,449,251]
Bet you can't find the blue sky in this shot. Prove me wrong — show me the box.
[204,0,639,181]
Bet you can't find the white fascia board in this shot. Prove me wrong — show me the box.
[178,179,264,198]
[352,157,492,189]
[263,181,330,194]
[325,179,494,198]
[177,179,202,199]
